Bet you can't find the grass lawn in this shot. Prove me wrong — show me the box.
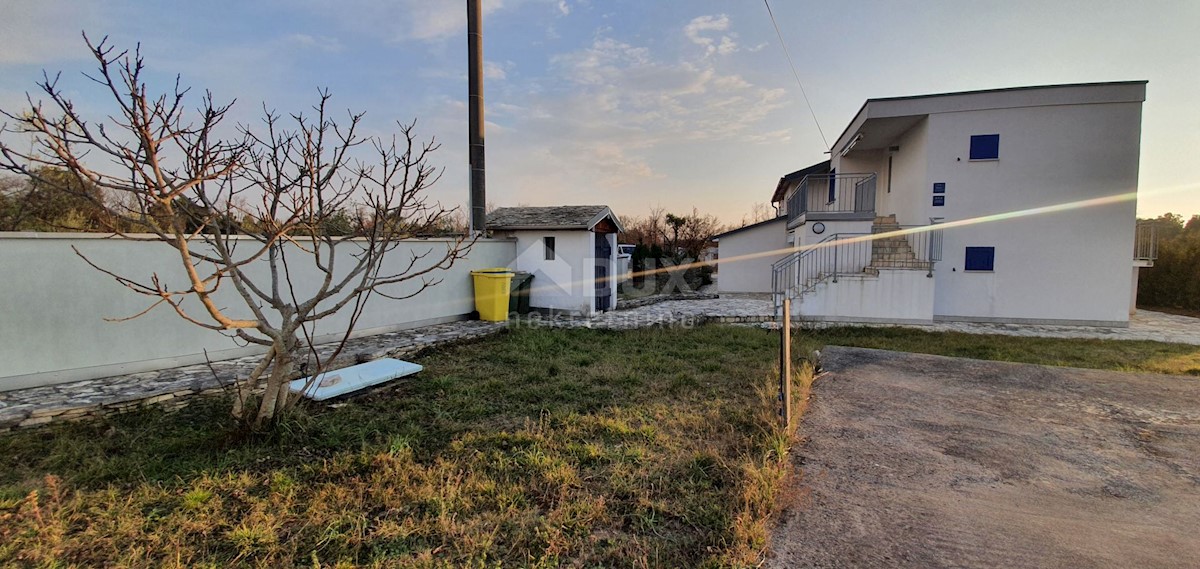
[0,325,806,568]
[4,323,1191,568]
[800,326,1200,376]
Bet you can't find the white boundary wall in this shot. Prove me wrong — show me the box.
[0,233,515,391]
[716,218,789,294]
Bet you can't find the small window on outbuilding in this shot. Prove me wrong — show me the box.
[544,236,556,260]
[964,246,995,271]
[969,134,1000,160]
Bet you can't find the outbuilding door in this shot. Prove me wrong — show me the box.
[595,232,612,311]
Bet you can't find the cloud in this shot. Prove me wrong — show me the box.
[484,60,513,80]
[0,0,109,65]
[295,0,568,43]
[284,34,344,53]
[684,14,739,57]
[743,128,792,145]
[485,27,785,192]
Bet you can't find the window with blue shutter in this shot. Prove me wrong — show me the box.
[969,134,1000,160]
[964,247,995,271]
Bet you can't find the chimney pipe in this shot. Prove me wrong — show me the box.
[467,0,486,234]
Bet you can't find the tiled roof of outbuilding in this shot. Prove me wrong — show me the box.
[487,205,621,231]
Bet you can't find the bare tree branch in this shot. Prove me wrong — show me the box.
[0,38,472,427]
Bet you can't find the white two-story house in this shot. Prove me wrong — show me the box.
[717,81,1155,326]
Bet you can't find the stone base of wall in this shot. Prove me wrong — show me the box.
[1,320,507,433]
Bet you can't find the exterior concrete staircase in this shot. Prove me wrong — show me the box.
[869,214,933,273]
[771,213,941,318]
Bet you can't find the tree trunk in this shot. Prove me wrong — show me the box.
[233,345,275,421]
[255,347,295,426]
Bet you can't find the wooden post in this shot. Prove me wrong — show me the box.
[780,297,792,428]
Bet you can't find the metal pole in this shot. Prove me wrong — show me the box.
[467,0,486,234]
[832,239,839,283]
[780,297,792,429]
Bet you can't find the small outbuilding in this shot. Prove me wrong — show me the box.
[489,205,624,317]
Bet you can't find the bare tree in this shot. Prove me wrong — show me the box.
[740,202,775,226]
[0,36,471,426]
[676,208,725,261]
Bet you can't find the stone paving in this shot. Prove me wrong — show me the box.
[925,310,1200,345]
[798,308,1200,346]
[528,297,775,329]
[2,297,1199,432]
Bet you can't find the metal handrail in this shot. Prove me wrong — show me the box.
[772,233,868,310]
[772,223,943,311]
[1135,221,1158,260]
[785,172,877,224]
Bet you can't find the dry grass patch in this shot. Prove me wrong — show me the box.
[0,325,809,568]
[800,326,1200,376]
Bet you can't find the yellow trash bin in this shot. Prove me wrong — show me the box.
[471,268,515,321]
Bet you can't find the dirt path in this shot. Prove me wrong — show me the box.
[769,347,1200,568]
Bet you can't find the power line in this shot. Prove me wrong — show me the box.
[763,0,829,151]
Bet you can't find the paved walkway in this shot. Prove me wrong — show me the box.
[2,298,1198,431]
[809,309,1200,346]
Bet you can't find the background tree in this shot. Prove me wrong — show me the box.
[1137,213,1200,310]
[616,207,726,294]
[675,208,723,261]
[0,36,470,426]
[663,212,688,261]
[0,166,115,231]
[740,202,775,226]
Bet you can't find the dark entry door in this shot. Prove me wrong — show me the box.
[595,232,612,311]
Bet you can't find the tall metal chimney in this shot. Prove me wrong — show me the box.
[467,0,486,234]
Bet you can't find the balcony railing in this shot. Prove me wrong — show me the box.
[1135,221,1158,261]
[786,172,876,226]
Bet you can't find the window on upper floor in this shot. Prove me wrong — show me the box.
[964,246,995,271]
[969,134,1000,160]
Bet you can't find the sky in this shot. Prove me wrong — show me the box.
[1,0,1198,225]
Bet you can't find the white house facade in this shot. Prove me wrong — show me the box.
[489,205,622,317]
[717,81,1154,326]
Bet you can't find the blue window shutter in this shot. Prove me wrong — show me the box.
[964,247,995,271]
[969,134,1000,160]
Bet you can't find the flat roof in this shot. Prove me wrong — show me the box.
[832,80,1148,154]
[864,80,1147,105]
[714,215,786,239]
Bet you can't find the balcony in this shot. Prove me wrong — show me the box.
[786,172,877,228]
[1134,220,1158,266]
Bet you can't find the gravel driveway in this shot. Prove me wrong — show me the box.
[770,347,1200,568]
